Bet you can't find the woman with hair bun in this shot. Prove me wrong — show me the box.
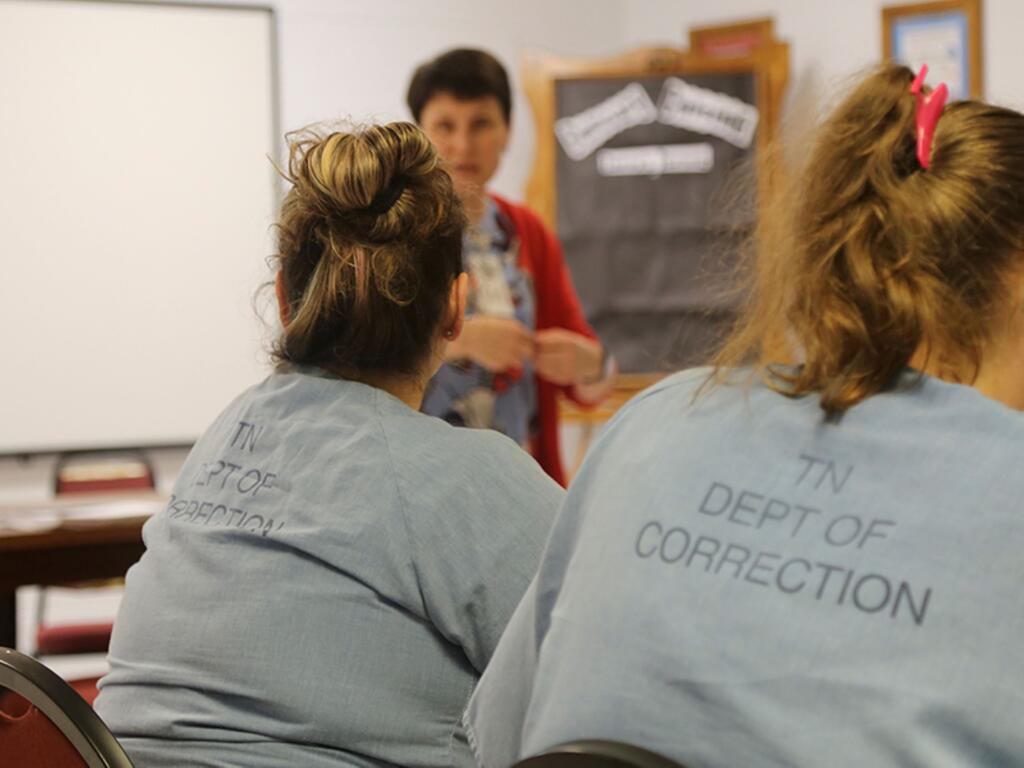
[467,65,1024,767]
[96,122,562,767]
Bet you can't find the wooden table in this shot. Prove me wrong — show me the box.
[558,373,666,481]
[0,493,163,649]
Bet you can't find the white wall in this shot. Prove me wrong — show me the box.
[7,0,1024,496]
[624,0,1024,121]
[10,0,1024,656]
[275,0,628,200]
[0,0,628,498]
[140,0,630,199]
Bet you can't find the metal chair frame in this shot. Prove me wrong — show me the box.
[514,740,685,768]
[0,646,133,768]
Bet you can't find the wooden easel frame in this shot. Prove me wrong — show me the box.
[882,0,983,98]
[521,44,789,229]
[523,46,789,478]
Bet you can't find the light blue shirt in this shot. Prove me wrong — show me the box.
[96,368,561,768]
[467,368,1024,767]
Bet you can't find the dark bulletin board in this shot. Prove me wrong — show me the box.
[524,47,789,373]
[555,72,756,372]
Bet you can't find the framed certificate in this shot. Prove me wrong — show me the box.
[883,0,982,99]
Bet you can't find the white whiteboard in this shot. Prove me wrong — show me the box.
[0,0,278,454]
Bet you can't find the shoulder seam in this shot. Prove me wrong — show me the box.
[372,389,429,616]
[463,710,487,768]
[490,193,545,230]
[627,368,710,406]
[594,369,711,438]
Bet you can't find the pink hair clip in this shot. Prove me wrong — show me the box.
[909,64,948,170]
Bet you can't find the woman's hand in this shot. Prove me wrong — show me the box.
[447,315,534,372]
[533,329,602,386]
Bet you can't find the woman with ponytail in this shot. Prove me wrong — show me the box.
[95,123,562,767]
[467,65,1024,767]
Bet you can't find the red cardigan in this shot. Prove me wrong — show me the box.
[491,194,598,487]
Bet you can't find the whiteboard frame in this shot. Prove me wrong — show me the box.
[0,0,281,457]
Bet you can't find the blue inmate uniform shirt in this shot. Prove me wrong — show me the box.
[422,198,537,447]
[95,367,561,768]
[467,367,1024,768]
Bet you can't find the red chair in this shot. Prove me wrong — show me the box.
[0,646,133,767]
[35,451,156,660]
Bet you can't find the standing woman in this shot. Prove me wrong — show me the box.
[96,122,562,767]
[467,65,1024,767]
[407,48,616,486]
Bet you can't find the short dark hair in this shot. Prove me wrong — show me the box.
[406,48,512,124]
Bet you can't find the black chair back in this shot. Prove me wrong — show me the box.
[0,646,133,767]
[514,740,685,768]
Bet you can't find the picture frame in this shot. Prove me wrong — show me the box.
[882,0,982,99]
[689,17,775,57]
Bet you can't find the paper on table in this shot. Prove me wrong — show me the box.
[0,499,164,533]
[0,507,62,534]
[59,499,165,527]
